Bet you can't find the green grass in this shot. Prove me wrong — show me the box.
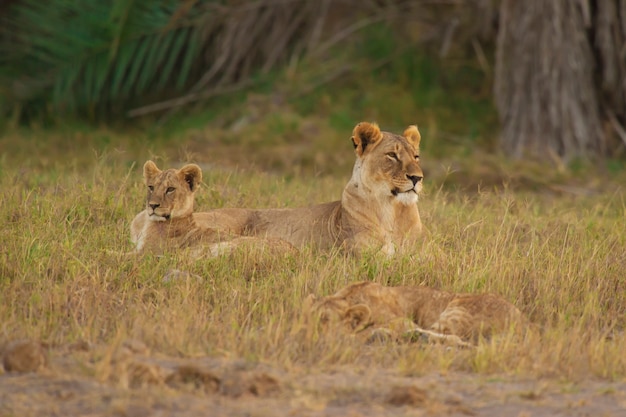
[1,125,625,381]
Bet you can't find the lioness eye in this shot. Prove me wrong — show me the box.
[415,155,420,161]
[166,187,175,194]
[386,152,399,161]
[148,185,154,192]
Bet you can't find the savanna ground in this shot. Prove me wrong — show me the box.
[1,75,626,415]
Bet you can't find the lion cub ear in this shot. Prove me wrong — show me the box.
[178,164,203,192]
[351,122,383,156]
[143,160,161,183]
[403,125,421,150]
[344,304,372,329]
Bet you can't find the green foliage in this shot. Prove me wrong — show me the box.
[358,23,496,138]
[285,22,497,153]
[0,1,499,133]
[0,0,204,121]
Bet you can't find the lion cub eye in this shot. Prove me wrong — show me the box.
[415,155,420,161]
[386,152,400,161]
[148,185,154,192]
[166,187,176,194]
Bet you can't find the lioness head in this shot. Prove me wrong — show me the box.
[351,122,423,205]
[142,160,202,221]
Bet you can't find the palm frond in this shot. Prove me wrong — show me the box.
[0,0,205,119]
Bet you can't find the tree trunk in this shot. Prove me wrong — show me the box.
[495,0,626,162]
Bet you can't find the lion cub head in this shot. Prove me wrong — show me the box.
[351,122,423,205]
[305,282,403,333]
[142,160,202,221]
[305,294,374,332]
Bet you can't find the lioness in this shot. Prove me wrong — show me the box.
[307,282,526,346]
[201,122,423,255]
[130,161,294,257]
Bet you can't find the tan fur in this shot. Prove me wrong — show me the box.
[201,122,424,256]
[307,282,526,346]
[130,161,295,257]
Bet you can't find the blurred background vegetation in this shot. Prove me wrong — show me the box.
[0,0,625,172]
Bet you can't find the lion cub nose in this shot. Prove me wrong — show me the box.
[149,203,160,210]
[407,175,423,186]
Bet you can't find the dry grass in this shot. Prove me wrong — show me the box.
[1,124,625,388]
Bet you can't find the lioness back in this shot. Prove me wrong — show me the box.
[196,202,342,249]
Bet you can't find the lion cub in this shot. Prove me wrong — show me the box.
[307,281,526,346]
[130,161,294,257]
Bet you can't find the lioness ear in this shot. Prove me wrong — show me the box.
[403,125,421,150]
[344,304,371,329]
[351,122,383,156]
[143,160,161,183]
[178,164,202,192]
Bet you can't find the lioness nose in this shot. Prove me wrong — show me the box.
[149,203,160,210]
[407,175,422,186]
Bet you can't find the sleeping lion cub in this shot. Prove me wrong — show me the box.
[306,281,527,346]
[130,161,294,257]
[201,122,424,256]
